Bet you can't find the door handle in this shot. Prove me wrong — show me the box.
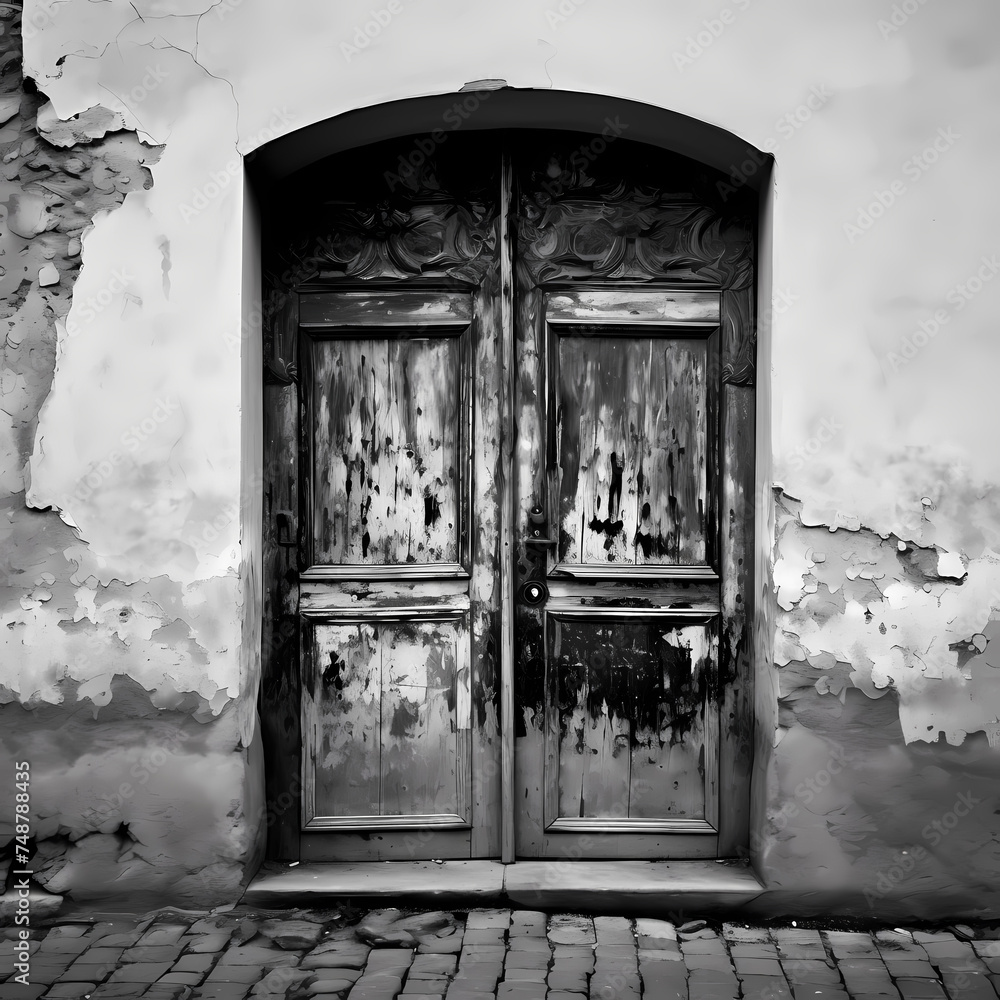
[275,510,296,548]
[524,534,558,547]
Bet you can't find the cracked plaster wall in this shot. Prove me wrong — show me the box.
[2,0,999,914]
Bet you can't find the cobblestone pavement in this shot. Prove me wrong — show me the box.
[3,906,1000,1000]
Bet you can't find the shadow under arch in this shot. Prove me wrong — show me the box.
[247,86,770,194]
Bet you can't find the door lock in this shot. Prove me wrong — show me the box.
[525,504,557,548]
[520,581,548,606]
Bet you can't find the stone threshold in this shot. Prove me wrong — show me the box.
[241,859,765,916]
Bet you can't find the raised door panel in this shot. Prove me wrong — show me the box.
[302,608,471,830]
[544,610,718,833]
[549,321,718,574]
[301,322,470,577]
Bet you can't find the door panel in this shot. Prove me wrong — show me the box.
[544,610,718,832]
[302,609,471,828]
[550,323,717,572]
[301,311,471,578]
[305,333,465,570]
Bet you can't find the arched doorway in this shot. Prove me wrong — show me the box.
[253,94,760,866]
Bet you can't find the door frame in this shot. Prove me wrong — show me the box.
[246,90,771,866]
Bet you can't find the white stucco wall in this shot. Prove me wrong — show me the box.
[3,0,999,913]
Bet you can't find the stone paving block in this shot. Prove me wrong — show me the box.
[503,966,547,982]
[409,953,456,976]
[307,979,357,995]
[594,916,634,946]
[218,946,299,968]
[780,958,841,983]
[191,987,251,1000]
[894,978,946,999]
[310,967,364,983]
[44,985,100,998]
[416,934,464,955]
[461,929,506,946]
[941,970,997,1000]
[930,953,988,974]
[206,964,266,983]
[688,967,742,985]
[508,911,547,936]
[91,987,155,1000]
[731,942,780,959]
[140,925,191,947]
[158,972,206,985]
[547,916,595,947]
[454,959,504,975]
[347,973,403,998]
[504,951,549,970]
[684,987,739,1000]
[884,960,939,977]
[1,985,46,1000]
[594,943,636,961]
[36,935,92,954]
[302,943,371,970]
[914,940,973,960]
[773,935,828,960]
[547,969,589,991]
[735,956,786,977]
[144,988,195,1000]
[686,953,737,972]
[122,944,186,964]
[365,947,412,969]
[402,973,449,991]
[59,962,118,982]
[495,984,546,1000]
[639,946,682,962]
[174,953,217,973]
[635,918,677,942]
[90,922,142,943]
[445,991,495,1000]
[506,936,549,954]
[639,960,687,1000]
[457,944,506,963]
[73,946,125,966]
[823,932,880,958]
[250,968,311,994]
[464,910,510,930]
[737,973,792,1000]
[551,954,595,974]
[680,937,729,954]
[187,933,234,954]
[107,962,175,983]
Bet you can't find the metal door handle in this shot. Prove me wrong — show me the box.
[275,510,296,547]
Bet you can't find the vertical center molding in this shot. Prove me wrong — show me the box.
[499,150,517,864]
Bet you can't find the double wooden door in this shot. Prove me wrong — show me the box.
[260,130,755,863]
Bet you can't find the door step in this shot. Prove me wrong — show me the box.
[242,860,764,916]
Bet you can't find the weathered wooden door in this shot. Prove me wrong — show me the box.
[261,135,505,861]
[260,129,755,863]
[510,135,755,859]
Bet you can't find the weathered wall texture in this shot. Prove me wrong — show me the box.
[1,0,998,914]
[0,5,262,907]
